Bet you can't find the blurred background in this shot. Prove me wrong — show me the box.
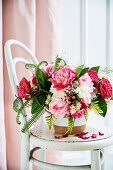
[1,0,113,170]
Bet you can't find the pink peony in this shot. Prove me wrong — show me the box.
[78,73,94,92]
[88,69,98,83]
[46,64,54,76]
[17,77,31,100]
[51,66,77,90]
[97,79,112,99]
[49,98,68,118]
[40,64,54,77]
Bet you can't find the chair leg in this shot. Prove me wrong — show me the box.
[20,134,30,170]
[38,149,46,170]
[91,149,101,170]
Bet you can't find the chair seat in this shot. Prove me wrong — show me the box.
[30,124,113,151]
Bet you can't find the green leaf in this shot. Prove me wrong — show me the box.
[110,94,113,100]
[90,66,100,72]
[84,110,88,121]
[97,96,107,117]
[91,95,107,117]
[79,67,89,77]
[31,94,45,114]
[25,63,37,69]
[22,107,44,133]
[53,56,66,72]
[35,66,46,88]
[75,65,84,79]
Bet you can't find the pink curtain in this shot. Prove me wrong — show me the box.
[2,0,62,169]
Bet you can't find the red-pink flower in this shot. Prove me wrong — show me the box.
[51,66,77,90]
[72,100,89,119]
[32,70,38,86]
[17,77,31,100]
[88,69,98,83]
[96,79,112,99]
[32,76,38,86]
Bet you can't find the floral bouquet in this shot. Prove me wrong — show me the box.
[13,57,113,133]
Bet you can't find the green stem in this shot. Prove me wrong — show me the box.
[41,89,49,94]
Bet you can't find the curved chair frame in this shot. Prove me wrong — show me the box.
[4,39,38,170]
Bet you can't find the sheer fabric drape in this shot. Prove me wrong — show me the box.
[2,0,62,169]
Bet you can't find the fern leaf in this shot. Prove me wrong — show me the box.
[37,61,48,67]
[84,110,88,121]
[53,56,66,72]
[13,97,22,112]
[45,114,56,129]
[66,116,74,134]
[90,102,103,114]
[25,63,37,69]
[16,113,21,125]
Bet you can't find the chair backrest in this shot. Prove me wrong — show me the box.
[4,39,38,134]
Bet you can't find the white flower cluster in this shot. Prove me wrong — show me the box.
[50,85,66,100]
[70,101,81,115]
[75,84,92,103]
[45,94,51,105]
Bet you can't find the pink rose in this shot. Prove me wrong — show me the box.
[97,79,112,99]
[17,77,31,100]
[51,66,77,90]
[88,69,98,83]
[49,98,68,118]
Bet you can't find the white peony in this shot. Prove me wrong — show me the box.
[75,84,92,104]
[50,85,66,99]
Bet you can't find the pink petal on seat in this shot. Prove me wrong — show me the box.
[98,132,104,136]
[81,136,90,139]
[91,134,98,138]
[55,134,68,139]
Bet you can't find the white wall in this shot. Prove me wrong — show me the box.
[62,0,113,68]
[62,1,113,169]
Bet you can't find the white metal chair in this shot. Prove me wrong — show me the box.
[5,39,113,170]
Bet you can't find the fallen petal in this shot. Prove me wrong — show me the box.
[81,136,90,139]
[55,134,68,139]
[62,134,69,138]
[55,136,63,139]
[75,132,88,137]
[81,132,88,136]
[98,132,104,136]
[91,134,98,138]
